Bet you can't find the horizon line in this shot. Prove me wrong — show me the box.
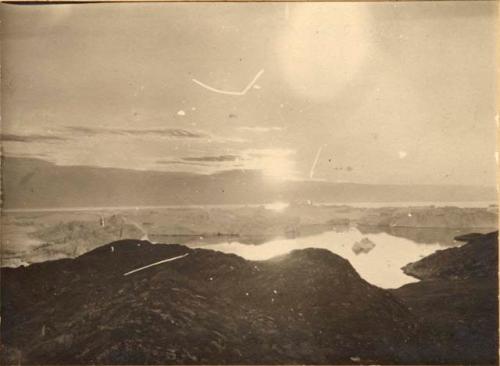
[3,200,498,213]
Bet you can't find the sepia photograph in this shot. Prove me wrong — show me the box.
[0,1,498,364]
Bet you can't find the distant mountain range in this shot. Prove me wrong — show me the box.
[2,157,497,209]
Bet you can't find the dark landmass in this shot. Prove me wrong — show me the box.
[1,241,421,365]
[401,231,498,280]
[453,232,486,242]
[1,232,497,364]
[3,157,496,208]
[393,231,498,365]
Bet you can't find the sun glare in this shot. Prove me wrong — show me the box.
[262,153,296,182]
[242,149,297,182]
[265,201,290,212]
[279,3,372,101]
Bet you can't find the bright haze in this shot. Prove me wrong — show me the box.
[1,2,497,207]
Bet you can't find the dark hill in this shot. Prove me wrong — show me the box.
[401,231,498,280]
[393,231,498,365]
[1,240,421,365]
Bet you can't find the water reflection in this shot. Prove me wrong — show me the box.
[357,226,496,247]
[150,233,282,245]
[189,227,457,289]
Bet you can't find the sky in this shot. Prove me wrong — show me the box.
[1,1,497,186]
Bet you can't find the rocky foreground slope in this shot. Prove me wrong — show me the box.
[1,232,498,365]
[394,231,498,364]
[2,241,420,365]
